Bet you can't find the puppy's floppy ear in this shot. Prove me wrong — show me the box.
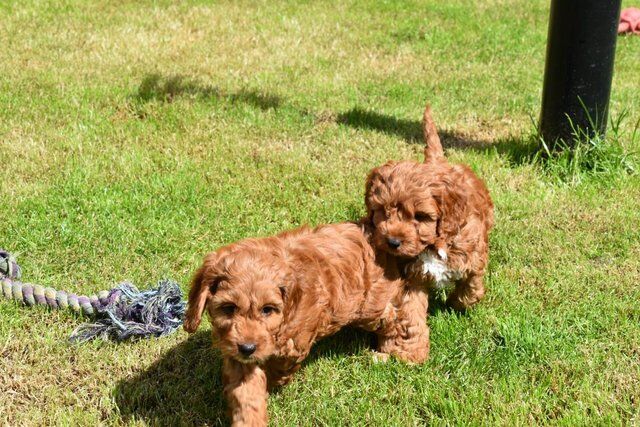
[431,177,467,239]
[277,268,299,317]
[184,252,219,333]
[276,266,323,360]
[364,166,385,224]
[364,169,377,223]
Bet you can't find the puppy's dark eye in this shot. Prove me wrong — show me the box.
[414,212,432,222]
[220,304,237,316]
[261,305,278,316]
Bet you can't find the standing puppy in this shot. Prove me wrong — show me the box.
[365,105,494,310]
[184,223,429,426]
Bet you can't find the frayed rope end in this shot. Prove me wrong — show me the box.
[69,279,186,343]
[1,249,186,343]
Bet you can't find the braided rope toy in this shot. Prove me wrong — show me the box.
[0,249,186,342]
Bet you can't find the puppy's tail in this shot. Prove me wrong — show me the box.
[423,104,444,163]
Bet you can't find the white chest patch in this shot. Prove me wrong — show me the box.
[417,251,463,290]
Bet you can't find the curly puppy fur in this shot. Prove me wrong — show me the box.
[365,105,494,311]
[184,223,429,426]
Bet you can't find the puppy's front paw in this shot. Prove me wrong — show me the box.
[370,351,390,364]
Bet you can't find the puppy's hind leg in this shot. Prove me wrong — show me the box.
[447,273,486,312]
[223,358,269,427]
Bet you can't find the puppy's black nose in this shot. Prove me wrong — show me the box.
[387,237,402,249]
[238,343,257,356]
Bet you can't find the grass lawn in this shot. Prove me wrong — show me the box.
[1,0,640,425]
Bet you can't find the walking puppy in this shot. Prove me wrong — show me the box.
[184,223,429,426]
[365,105,494,310]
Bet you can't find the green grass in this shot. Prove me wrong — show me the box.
[1,0,639,425]
[534,111,640,185]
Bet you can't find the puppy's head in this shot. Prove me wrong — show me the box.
[365,161,465,258]
[184,243,289,364]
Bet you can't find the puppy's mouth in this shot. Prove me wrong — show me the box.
[391,250,419,258]
[383,246,404,256]
[232,352,267,365]
[376,233,424,258]
[234,354,259,364]
[380,243,423,259]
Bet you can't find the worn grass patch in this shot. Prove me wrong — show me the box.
[1,0,639,425]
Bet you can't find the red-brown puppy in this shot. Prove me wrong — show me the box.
[185,223,429,426]
[365,105,494,311]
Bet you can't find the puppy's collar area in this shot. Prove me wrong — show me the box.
[405,249,462,290]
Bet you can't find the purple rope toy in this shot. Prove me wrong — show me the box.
[0,249,186,343]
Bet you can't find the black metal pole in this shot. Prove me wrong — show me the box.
[539,0,622,148]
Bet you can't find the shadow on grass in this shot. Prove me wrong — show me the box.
[302,327,377,365]
[135,73,281,110]
[428,294,451,316]
[114,331,227,426]
[132,79,539,164]
[337,107,539,164]
[131,78,541,165]
[337,108,425,143]
[114,328,376,425]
